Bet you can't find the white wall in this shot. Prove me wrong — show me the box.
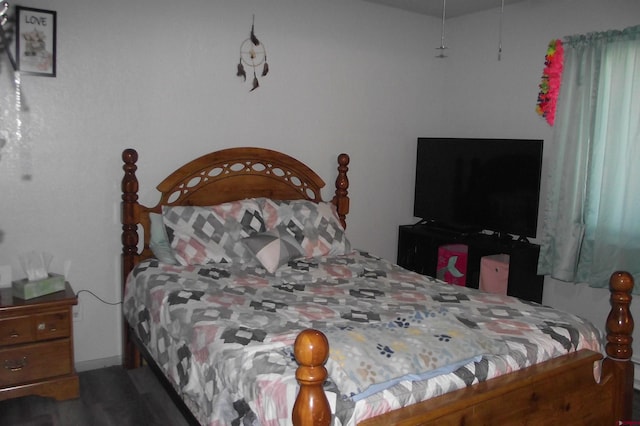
[0,0,638,370]
[0,0,442,368]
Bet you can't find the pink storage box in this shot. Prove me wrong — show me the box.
[479,254,510,295]
[436,244,468,286]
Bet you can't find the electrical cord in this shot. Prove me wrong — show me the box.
[76,289,122,306]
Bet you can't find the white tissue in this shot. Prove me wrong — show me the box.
[19,251,53,281]
[64,259,71,278]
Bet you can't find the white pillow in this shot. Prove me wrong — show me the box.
[149,213,178,264]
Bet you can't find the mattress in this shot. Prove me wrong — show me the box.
[123,250,602,426]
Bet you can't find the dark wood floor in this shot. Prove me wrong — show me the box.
[1,366,640,424]
[0,366,190,426]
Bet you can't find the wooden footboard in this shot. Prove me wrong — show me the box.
[293,271,635,425]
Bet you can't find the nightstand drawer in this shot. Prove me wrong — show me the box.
[0,339,72,386]
[0,316,35,345]
[34,310,70,341]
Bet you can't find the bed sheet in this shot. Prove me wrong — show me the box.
[123,250,603,426]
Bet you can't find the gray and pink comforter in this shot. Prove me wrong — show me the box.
[123,250,602,425]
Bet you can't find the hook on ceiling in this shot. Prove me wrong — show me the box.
[435,0,447,58]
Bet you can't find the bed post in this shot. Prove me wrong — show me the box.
[121,148,141,369]
[604,270,634,422]
[333,153,350,229]
[293,329,332,426]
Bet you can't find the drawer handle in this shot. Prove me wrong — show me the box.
[8,330,20,339]
[37,322,57,332]
[4,356,28,372]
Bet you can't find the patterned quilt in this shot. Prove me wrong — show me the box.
[123,250,603,426]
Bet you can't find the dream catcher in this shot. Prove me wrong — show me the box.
[236,15,268,92]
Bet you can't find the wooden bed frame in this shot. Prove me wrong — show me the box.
[121,147,634,425]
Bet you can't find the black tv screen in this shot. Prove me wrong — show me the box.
[413,138,543,238]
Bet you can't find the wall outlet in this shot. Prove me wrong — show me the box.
[73,303,82,322]
[0,264,12,288]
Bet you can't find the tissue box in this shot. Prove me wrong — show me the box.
[479,254,510,295]
[12,273,65,300]
[436,244,468,286]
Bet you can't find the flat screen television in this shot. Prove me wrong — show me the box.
[413,137,543,239]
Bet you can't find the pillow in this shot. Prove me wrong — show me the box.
[258,199,351,258]
[242,225,305,273]
[162,199,266,266]
[149,212,178,265]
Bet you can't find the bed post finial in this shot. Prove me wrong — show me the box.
[607,271,634,360]
[293,329,331,426]
[604,270,634,421]
[121,148,141,369]
[122,148,139,267]
[333,153,350,229]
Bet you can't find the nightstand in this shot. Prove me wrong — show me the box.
[0,282,79,401]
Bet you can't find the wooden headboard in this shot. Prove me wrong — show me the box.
[121,147,350,367]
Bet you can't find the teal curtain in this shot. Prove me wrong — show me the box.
[538,25,640,290]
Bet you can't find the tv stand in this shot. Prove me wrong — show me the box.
[490,231,516,242]
[411,220,475,237]
[397,223,544,303]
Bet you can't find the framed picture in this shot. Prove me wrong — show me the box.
[15,6,56,77]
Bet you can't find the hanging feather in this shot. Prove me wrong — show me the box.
[250,71,260,92]
[236,60,246,81]
[262,55,269,77]
[250,27,260,46]
[250,15,260,46]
